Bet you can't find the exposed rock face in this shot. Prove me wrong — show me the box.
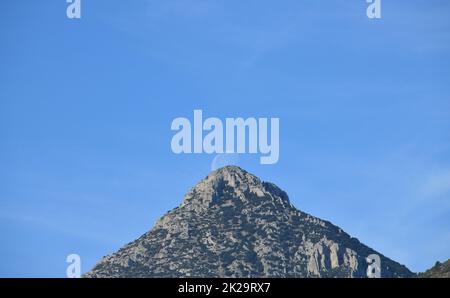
[85,166,413,278]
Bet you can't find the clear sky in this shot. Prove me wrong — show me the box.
[1,0,449,277]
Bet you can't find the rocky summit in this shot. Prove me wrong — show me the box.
[85,166,413,278]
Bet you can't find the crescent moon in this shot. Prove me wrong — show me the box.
[211,153,239,171]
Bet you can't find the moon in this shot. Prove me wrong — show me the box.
[211,153,240,171]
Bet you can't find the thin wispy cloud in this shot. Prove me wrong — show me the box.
[422,169,450,198]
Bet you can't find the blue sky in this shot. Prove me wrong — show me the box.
[1,0,449,277]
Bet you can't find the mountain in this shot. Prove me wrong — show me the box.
[85,166,413,278]
[419,259,450,278]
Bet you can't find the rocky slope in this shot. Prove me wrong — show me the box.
[85,166,413,278]
[419,259,450,278]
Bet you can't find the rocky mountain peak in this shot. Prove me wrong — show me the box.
[85,167,413,278]
[181,166,290,212]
